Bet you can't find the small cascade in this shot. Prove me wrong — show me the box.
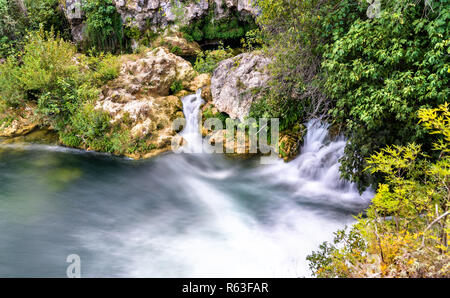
[263,119,373,205]
[180,89,204,153]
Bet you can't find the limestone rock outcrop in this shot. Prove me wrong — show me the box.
[210,52,271,121]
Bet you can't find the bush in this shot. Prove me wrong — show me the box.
[252,0,366,130]
[0,28,80,113]
[254,0,449,190]
[0,56,23,105]
[0,28,122,147]
[60,101,130,153]
[193,45,234,74]
[0,0,28,57]
[81,51,121,86]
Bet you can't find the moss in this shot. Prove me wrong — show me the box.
[180,5,257,43]
[169,80,184,95]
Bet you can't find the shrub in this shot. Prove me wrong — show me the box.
[0,28,80,113]
[252,0,366,130]
[81,51,121,86]
[0,0,28,57]
[0,56,23,106]
[193,45,234,74]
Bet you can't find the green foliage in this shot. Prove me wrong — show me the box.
[0,28,124,153]
[169,80,184,95]
[59,101,130,154]
[82,0,128,53]
[241,28,264,51]
[0,56,23,105]
[169,45,182,55]
[307,227,367,278]
[81,50,121,86]
[25,0,72,40]
[324,0,450,189]
[193,44,234,74]
[0,0,72,58]
[0,28,80,117]
[0,0,27,57]
[308,104,450,277]
[252,0,366,130]
[254,0,449,190]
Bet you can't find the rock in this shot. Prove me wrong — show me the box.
[107,47,196,98]
[1,128,59,145]
[95,47,199,158]
[114,0,258,29]
[205,129,257,159]
[0,105,40,138]
[154,32,201,56]
[211,52,271,121]
[188,73,210,91]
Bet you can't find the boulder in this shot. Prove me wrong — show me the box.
[0,105,40,138]
[211,52,271,121]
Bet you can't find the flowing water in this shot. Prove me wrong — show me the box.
[0,92,373,277]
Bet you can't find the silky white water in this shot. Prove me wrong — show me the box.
[0,91,372,277]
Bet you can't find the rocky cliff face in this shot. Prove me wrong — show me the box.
[210,52,271,121]
[61,0,258,43]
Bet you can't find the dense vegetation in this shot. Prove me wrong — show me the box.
[0,0,71,57]
[253,0,449,189]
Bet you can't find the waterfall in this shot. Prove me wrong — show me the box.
[0,95,373,277]
[180,89,204,153]
[262,119,373,206]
